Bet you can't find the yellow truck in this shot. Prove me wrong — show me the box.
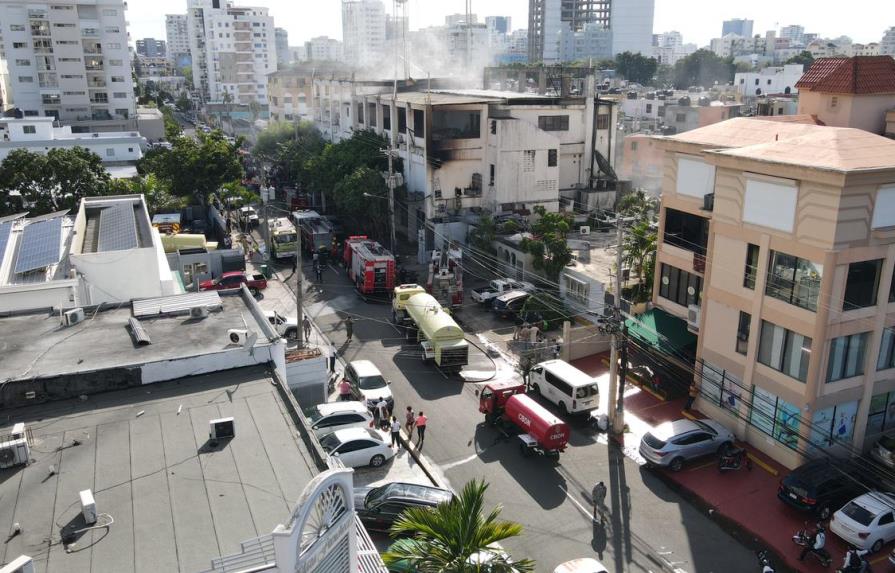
[403,291,469,373]
[392,284,426,325]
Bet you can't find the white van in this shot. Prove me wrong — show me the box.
[529,359,599,414]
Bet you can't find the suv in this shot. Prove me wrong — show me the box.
[778,458,874,519]
[303,401,373,438]
[354,482,454,531]
[343,360,393,410]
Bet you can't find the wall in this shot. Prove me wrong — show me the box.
[71,247,163,304]
[489,118,560,208]
[0,138,144,163]
[0,279,80,314]
[567,325,611,360]
[285,353,327,406]
[798,91,895,134]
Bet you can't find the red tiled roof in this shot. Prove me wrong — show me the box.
[795,56,895,94]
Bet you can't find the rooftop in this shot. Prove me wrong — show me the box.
[665,116,831,148]
[795,56,895,94]
[0,212,73,288]
[0,365,316,573]
[79,196,154,254]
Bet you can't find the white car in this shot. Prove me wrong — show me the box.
[319,427,395,468]
[553,558,609,573]
[344,360,393,411]
[303,402,373,438]
[263,310,299,340]
[830,492,895,552]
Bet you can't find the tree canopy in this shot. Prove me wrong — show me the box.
[785,51,815,67]
[671,49,735,89]
[521,206,573,282]
[614,51,659,85]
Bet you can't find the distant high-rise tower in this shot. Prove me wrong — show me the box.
[136,38,167,58]
[166,14,191,68]
[485,16,511,35]
[722,18,753,39]
[275,28,289,68]
[341,0,386,68]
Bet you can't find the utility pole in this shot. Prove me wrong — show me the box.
[606,217,622,432]
[295,220,304,350]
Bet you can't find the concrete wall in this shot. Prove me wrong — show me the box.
[286,354,328,406]
[0,279,81,314]
[798,91,895,134]
[568,325,611,360]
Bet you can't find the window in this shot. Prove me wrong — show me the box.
[59,58,81,62]
[109,59,123,66]
[865,390,895,435]
[22,125,36,134]
[564,275,589,303]
[111,76,124,83]
[663,208,708,255]
[489,164,495,186]
[52,23,75,28]
[758,320,812,382]
[596,113,610,130]
[765,250,823,311]
[675,113,686,123]
[548,149,557,167]
[767,79,772,85]
[106,148,115,157]
[104,27,119,33]
[10,24,25,31]
[522,150,535,172]
[15,59,31,66]
[63,91,85,96]
[412,109,424,137]
[631,141,638,151]
[382,105,391,131]
[659,264,702,307]
[755,79,760,85]
[397,107,406,133]
[538,115,569,131]
[827,333,868,382]
[736,311,750,355]
[743,243,759,289]
[831,96,838,108]
[102,9,118,16]
[645,103,652,113]
[18,76,33,83]
[113,92,127,98]
[490,119,497,134]
[108,43,121,49]
[13,42,27,49]
[844,259,882,309]
[879,328,895,371]
[751,385,801,450]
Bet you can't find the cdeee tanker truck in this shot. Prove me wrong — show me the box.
[478,380,570,460]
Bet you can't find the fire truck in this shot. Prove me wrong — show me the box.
[343,235,396,295]
[426,246,463,309]
[292,210,333,261]
[268,217,297,259]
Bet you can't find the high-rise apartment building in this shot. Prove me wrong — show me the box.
[187,0,276,105]
[165,14,191,67]
[722,18,753,39]
[882,27,895,56]
[485,16,511,35]
[341,0,385,68]
[780,25,806,46]
[275,27,288,68]
[386,15,408,41]
[609,0,654,56]
[304,36,343,62]
[136,37,166,57]
[0,0,136,131]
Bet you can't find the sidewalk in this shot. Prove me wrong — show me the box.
[572,351,893,573]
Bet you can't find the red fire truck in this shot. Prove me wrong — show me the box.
[478,380,570,459]
[426,247,463,309]
[343,235,396,295]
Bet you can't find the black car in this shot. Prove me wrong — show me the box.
[353,482,454,531]
[778,458,876,519]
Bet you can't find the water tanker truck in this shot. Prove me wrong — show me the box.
[478,380,570,459]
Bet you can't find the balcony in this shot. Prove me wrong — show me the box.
[89,95,109,104]
[91,110,112,120]
[87,79,106,88]
[85,64,104,71]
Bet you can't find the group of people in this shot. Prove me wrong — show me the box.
[336,381,428,449]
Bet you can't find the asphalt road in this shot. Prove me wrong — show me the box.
[277,259,758,573]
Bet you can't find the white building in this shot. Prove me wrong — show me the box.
[734,64,803,98]
[609,0,655,56]
[341,0,385,69]
[851,42,881,56]
[305,36,343,62]
[0,0,136,132]
[165,14,191,67]
[779,24,806,46]
[882,27,895,56]
[653,31,696,66]
[275,27,289,68]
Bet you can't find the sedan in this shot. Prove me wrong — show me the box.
[303,401,373,438]
[319,427,395,469]
[830,492,895,552]
[639,418,735,472]
[871,436,895,469]
[353,482,454,531]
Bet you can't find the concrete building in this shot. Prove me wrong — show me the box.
[0,117,146,176]
[882,27,895,56]
[0,0,136,132]
[486,15,511,35]
[796,56,895,134]
[780,25,806,46]
[135,37,166,57]
[341,0,386,69]
[187,0,276,105]
[722,18,753,39]
[386,14,408,41]
[619,132,663,193]
[663,100,743,134]
[651,116,895,469]
[165,14,191,68]
[653,31,697,66]
[734,64,803,98]
[303,36,343,62]
[275,27,289,68]
[267,64,350,122]
[850,42,881,57]
[609,0,654,56]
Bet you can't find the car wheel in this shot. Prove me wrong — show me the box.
[370,454,386,468]
[717,442,732,456]
[669,457,684,472]
[531,383,540,395]
[816,504,831,520]
[871,539,883,553]
[558,401,568,415]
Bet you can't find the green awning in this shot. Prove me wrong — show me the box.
[625,308,697,354]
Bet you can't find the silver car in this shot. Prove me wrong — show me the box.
[639,418,735,472]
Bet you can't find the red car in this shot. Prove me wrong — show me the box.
[199,271,267,295]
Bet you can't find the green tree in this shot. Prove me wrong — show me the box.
[623,220,657,303]
[615,51,659,85]
[383,479,534,573]
[330,165,389,236]
[469,215,498,258]
[176,91,192,111]
[617,189,658,221]
[672,49,735,89]
[0,147,111,216]
[520,206,573,282]
[785,51,815,67]
[107,173,186,214]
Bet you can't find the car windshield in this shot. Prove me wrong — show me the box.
[303,406,324,424]
[643,432,666,449]
[693,420,718,436]
[365,484,393,506]
[576,384,598,399]
[840,501,875,526]
[319,433,342,454]
[359,375,387,390]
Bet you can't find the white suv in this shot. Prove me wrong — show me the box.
[303,401,373,438]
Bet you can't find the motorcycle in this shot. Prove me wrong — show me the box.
[718,446,753,472]
[757,549,775,573]
[793,527,832,568]
[837,548,872,573]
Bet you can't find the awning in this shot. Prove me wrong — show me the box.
[625,308,697,355]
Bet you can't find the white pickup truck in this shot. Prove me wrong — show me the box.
[470,278,536,305]
[264,310,299,340]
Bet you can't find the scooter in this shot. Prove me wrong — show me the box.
[793,527,832,568]
[757,549,775,573]
[837,547,872,573]
[718,446,753,472]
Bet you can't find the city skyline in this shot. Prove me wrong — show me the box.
[130,0,890,53]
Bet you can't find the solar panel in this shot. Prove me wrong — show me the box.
[14,217,63,274]
[0,222,12,268]
[98,202,138,252]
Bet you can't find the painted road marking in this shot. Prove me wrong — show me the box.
[688,460,715,472]
[441,453,480,471]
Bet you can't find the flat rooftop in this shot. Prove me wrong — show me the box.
[0,295,265,383]
[0,365,316,572]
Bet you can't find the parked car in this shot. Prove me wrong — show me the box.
[199,271,267,295]
[492,290,530,319]
[639,418,735,472]
[830,492,895,552]
[303,401,373,438]
[353,482,454,531]
[529,359,599,415]
[471,278,535,305]
[343,360,393,411]
[871,436,895,469]
[263,310,298,340]
[778,458,872,519]
[553,558,609,573]
[319,427,395,468]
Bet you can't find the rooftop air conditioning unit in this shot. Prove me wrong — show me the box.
[190,306,209,319]
[79,489,97,525]
[0,437,29,469]
[209,417,235,441]
[579,225,591,236]
[62,308,85,327]
[687,304,701,333]
[228,329,248,345]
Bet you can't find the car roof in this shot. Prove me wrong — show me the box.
[316,402,369,416]
[537,360,596,386]
[496,290,529,302]
[652,419,700,440]
[334,427,381,441]
[349,360,381,377]
[380,482,454,504]
[786,459,849,485]
[849,492,895,515]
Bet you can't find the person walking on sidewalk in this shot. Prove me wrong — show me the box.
[376,398,390,431]
[315,263,323,282]
[415,411,428,446]
[338,378,352,401]
[390,416,401,448]
[302,316,312,343]
[345,316,354,343]
[591,481,607,524]
[685,382,699,411]
[328,343,337,373]
[404,406,415,437]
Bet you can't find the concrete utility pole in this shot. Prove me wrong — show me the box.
[606,217,622,432]
[295,220,304,350]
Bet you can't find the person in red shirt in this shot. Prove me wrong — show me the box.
[338,378,352,401]
[415,411,428,446]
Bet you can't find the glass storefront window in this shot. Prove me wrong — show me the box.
[765,250,823,312]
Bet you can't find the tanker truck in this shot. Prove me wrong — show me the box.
[478,380,570,460]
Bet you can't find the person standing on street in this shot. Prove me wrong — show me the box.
[376,398,389,430]
[345,316,354,343]
[338,378,352,401]
[390,416,401,448]
[592,481,607,524]
[328,343,337,373]
[302,316,312,343]
[415,411,428,446]
[404,406,415,437]
[685,382,699,411]
[291,256,297,273]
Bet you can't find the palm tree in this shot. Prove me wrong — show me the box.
[383,479,534,573]
[617,189,658,221]
[623,220,658,302]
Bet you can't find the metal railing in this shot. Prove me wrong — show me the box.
[201,534,276,573]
